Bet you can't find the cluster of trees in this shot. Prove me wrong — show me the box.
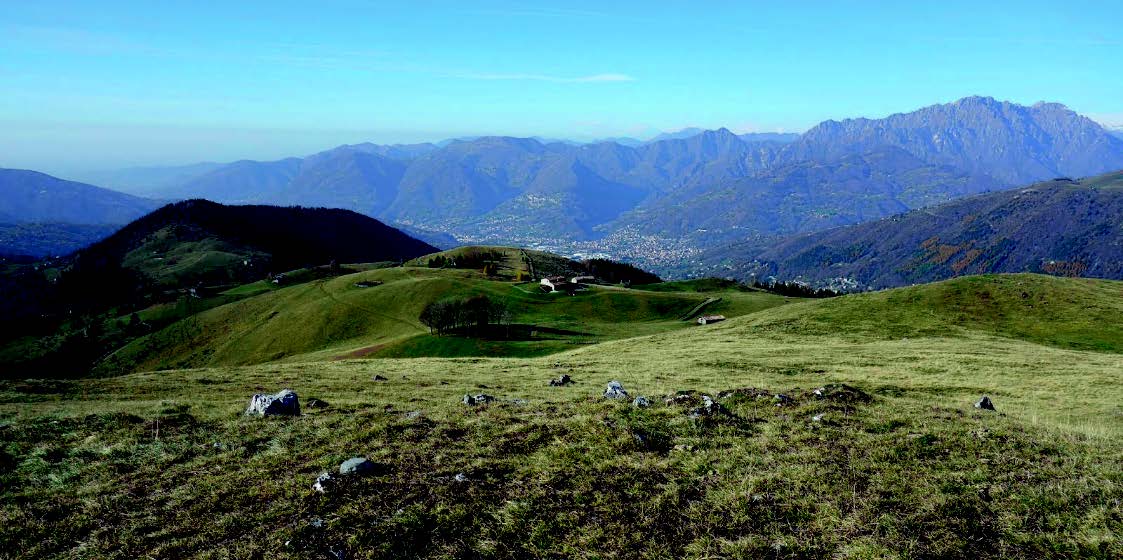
[751,279,842,298]
[427,250,505,271]
[580,258,661,286]
[419,295,513,337]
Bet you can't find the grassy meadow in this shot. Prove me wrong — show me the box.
[99,267,792,373]
[0,274,1120,558]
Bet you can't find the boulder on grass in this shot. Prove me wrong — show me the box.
[339,457,378,476]
[462,394,496,406]
[604,380,629,400]
[975,395,996,411]
[245,389,300,416]
[549,374,573,387]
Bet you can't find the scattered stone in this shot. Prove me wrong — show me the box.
[773,393,793,407]
[306,398,329,409]
[462,394,496,406]
[811,414,824,423]
[312,472,335,493]
[632,396,651,407]
[975,395,996,411]
[604,380,629,399]
[690,395,730,418]
[309,518,324,529]
[510,398,529,406]
[549,374,573,387]
[212,442,226,450]
[339,457,378,476]
[245,389,301,416]
[373,375,388,382]
[665,390,700,406]
[717,387,771,400]
[453,472,468,483]
[403,411,423,420]
[807,384,872,403]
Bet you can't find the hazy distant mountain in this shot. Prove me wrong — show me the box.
[467,157,649,239]
[163,158,303,203]
[615,147,1002,246]
[0,169,160,224]
[783,96,1123,184]
[739,132,800,143]
[706,172,1123,288]
[646,127,706,143]
[320,141,440,161]
[590,136,645,147]
[385,136,570,223]
[71,162,224,195]
[275,148,407,216]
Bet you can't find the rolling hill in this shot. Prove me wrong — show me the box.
[0,201,440,376]
[99,264,786,373]
[704,171,1123,288]
[67,199,437,292]
[2,273,1120,558]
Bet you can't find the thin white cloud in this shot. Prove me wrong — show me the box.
[1087,113,1123,129]
[453,72,635,83]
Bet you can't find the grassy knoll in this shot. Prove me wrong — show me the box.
[403,246,577,279]
[101,267,792,372]
[0,274,1119,558]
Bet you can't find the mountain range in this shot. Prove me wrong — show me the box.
[701,172,1123,289]
[6,96,1123,274]
[69,98,1122,249]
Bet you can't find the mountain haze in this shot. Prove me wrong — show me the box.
[0,169,160,225]
[33,97,1123,267]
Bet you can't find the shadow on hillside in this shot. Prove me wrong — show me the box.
[437,324,594,341]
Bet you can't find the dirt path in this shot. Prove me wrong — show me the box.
[679,297,722,321]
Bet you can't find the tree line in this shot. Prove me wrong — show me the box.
[751,279,842,298]
[419,295,513,337]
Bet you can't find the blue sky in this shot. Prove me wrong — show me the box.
[2,0,1121,173]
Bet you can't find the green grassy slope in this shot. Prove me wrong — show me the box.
[1,274,1120,558]
[101,267,792,372]
[726,273,1123,352]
